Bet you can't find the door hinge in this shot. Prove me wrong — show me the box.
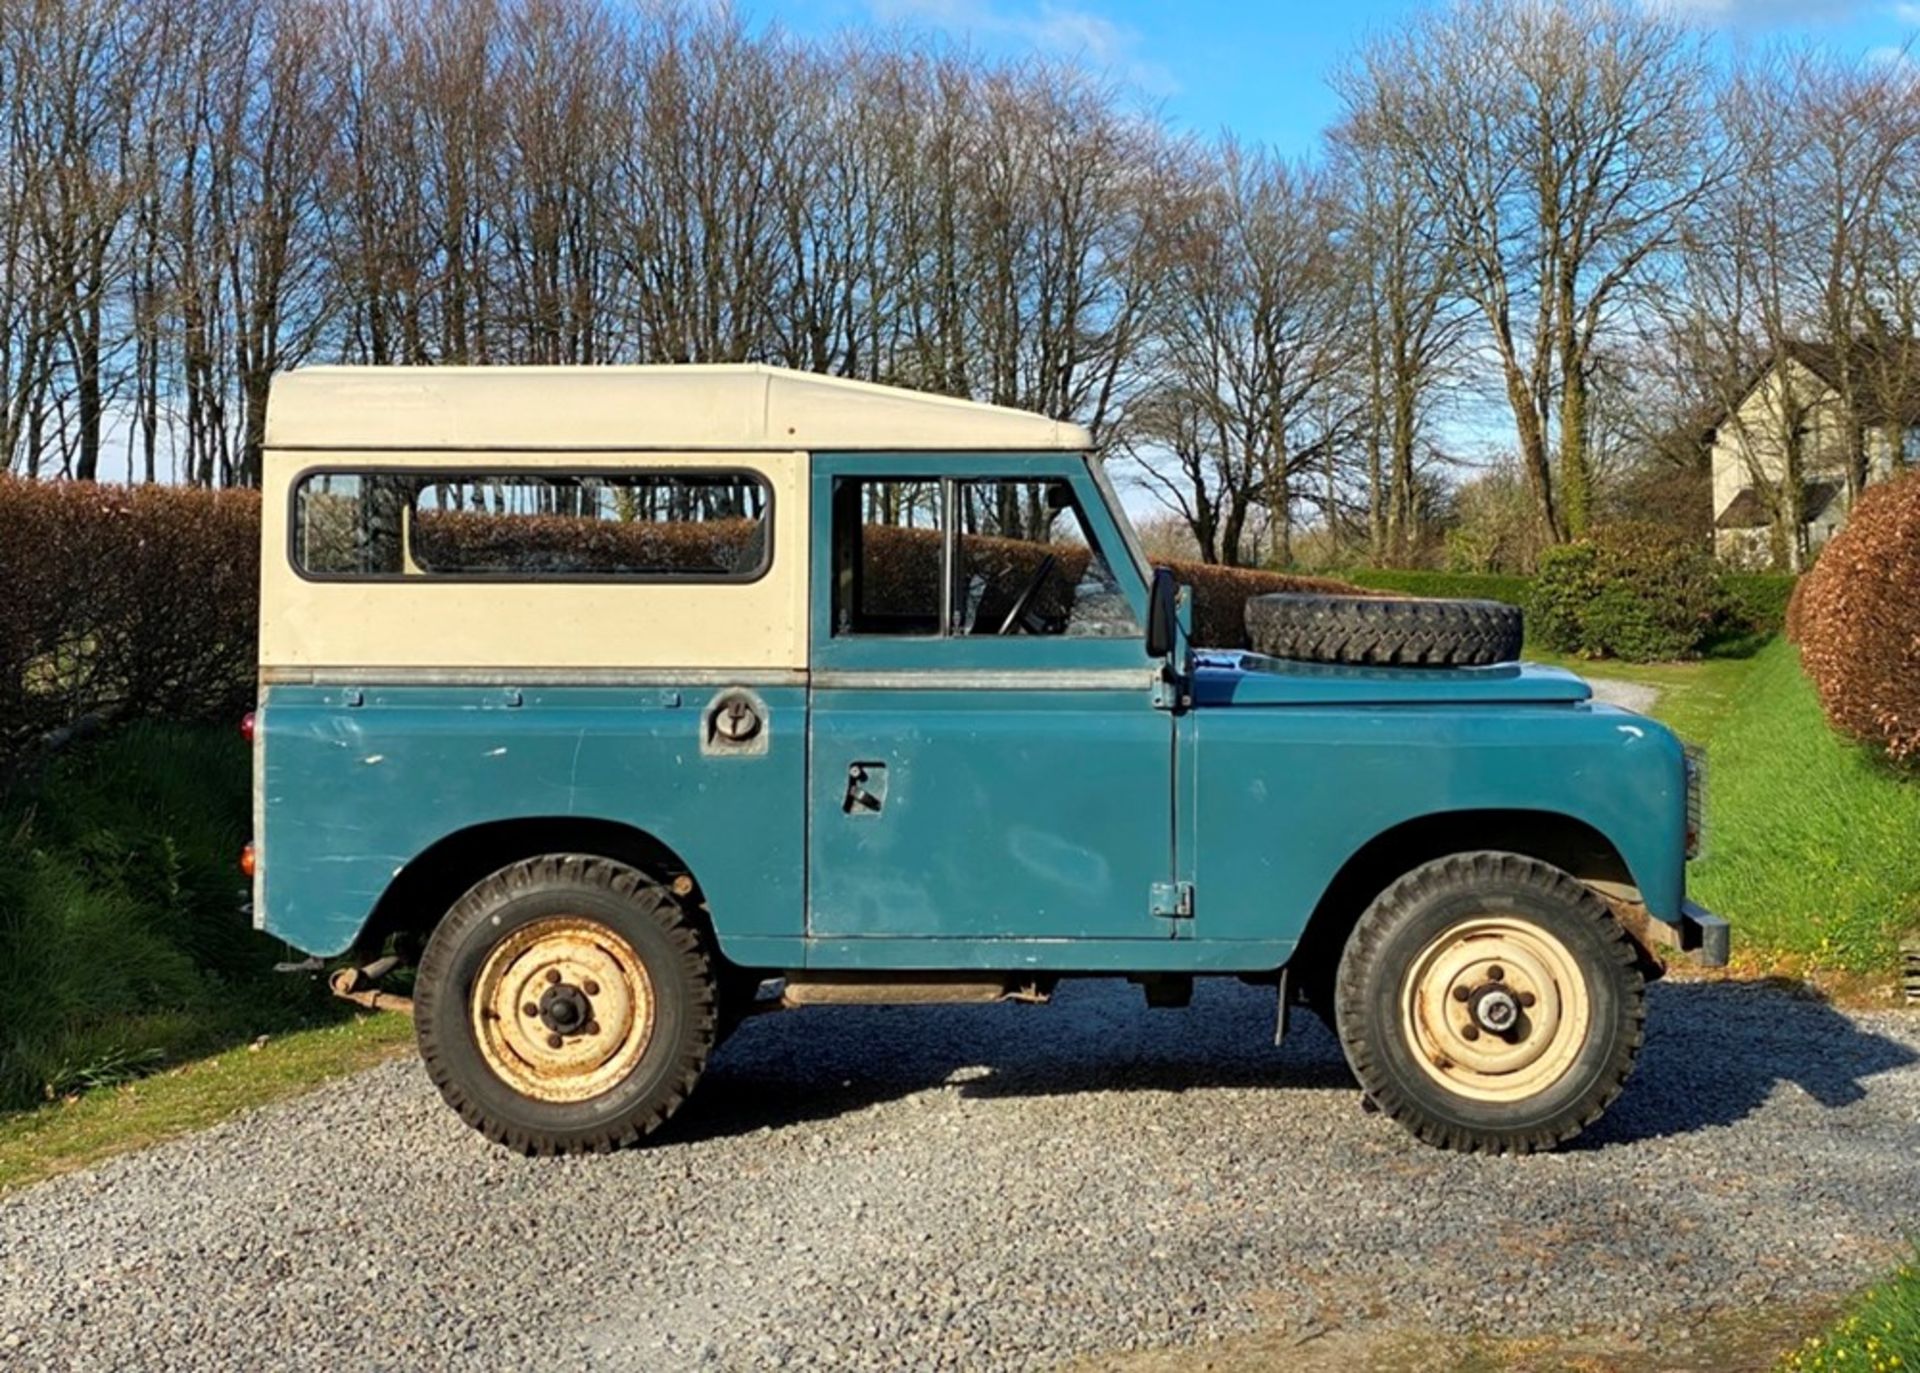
[1150,880,1195,919]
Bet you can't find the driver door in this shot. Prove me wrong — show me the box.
[804,454,1175,945]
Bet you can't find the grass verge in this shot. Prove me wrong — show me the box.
[1782,1253,1920,1372]
[0,1012,413,1194]
[1678,640,1920,972]
[1534,639,1920,973]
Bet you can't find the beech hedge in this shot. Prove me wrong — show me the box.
[1790,473,1920,763]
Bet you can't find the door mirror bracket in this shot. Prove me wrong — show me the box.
[1145,567,1178,661]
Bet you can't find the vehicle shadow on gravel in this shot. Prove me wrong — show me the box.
[661,978,1917,1149]
[1576,980,1919,1148]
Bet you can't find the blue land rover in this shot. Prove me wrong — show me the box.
[252,365,1722,1155]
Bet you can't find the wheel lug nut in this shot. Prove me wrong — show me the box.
[1487,965,1505,982]
[1461,1024,1481,1041]
[1451,985,1471,1003]
[584,1020,600,1036]
[583,980,600,997]
[522,1002,538,1017]
[1518,991,1536,1008]
[545,969,561,985]
[546,1032,563,1049]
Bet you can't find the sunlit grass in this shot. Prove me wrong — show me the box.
[0,1012,413,1193]
[1782,1254,1920,1372]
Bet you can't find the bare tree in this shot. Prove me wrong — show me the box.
[1342,0,1716,541]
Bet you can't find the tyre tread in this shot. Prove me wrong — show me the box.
[413,854,716,1157]
[1333,851,1645,1154]
[1244,594,1523,667]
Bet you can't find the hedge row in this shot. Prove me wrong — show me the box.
[1790,472,1920,763]
[0,479,1377,775]
[0,478,259,774]
[1342,569,1534,612]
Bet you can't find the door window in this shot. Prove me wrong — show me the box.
[954,480,1141,638]
[831,479,945,635]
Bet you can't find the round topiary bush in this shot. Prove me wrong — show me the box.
[1531,522,1727,662]
[1789,472,1920,763]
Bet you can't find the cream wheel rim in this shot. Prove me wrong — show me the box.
[1401,916,1590,1104]
[471,916,654,1103]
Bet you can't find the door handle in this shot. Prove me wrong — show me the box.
[843,762,887,814]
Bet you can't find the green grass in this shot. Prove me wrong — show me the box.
[1681,640,1920,971]
[0,723,359,1112]
[1533,639,1920,972]
[1528,647,1764,749]
[0,1012,412,1193]
[1781,1253,1920,1372]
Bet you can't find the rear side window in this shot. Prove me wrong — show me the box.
[291,471,771,581]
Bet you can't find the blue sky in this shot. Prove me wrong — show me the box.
[769,0,1920,155]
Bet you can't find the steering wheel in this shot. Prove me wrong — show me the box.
[996,554,1060,636]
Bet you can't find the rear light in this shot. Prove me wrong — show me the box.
[239,711,256,745]
[239,843,256,879]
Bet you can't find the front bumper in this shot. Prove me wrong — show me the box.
[1671,900,1730,968]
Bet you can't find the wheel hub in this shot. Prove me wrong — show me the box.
[1468,983,1520,1035]
[470,916,655,1104]
[1400,915,1592,1104]
[538,983,593,1035]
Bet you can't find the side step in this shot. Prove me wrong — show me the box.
[776,972,1053,1008]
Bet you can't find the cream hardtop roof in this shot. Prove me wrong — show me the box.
[265,364,1093,454]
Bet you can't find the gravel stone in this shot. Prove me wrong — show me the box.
[1584,676,1662,714]
[0,979,1915,1369]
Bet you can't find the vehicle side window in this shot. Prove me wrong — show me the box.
[956,479,1141,638]
[291,471,770,581]
[831,479,944,635]
[828,475,1140,639]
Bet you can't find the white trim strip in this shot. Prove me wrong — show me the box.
[810,668,1157,691]
[261,666,810,688]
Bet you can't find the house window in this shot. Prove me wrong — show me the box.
[1903,427,1920,466]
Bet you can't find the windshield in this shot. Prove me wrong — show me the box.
[1087,454,1152,585]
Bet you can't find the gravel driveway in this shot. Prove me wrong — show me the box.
[2,980,1916,1370]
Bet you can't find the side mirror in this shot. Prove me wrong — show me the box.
[1145,567,1178,660]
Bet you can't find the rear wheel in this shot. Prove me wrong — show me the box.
[1334,852,1643,1153]
[415,855,716,1154]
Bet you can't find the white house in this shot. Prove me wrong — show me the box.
[1709,341,1919,567]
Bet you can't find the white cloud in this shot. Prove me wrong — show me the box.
[866,0,1179,93]
[1646,0,1869,25]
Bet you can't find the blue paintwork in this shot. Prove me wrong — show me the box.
[256,450,1700,973]
[257,684,808,958]
[806,688,1173,942]
[1191,652,1593,707]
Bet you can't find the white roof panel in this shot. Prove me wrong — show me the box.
[265,364,1092,453]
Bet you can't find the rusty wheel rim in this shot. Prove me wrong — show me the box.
[471,916,654,1103]
[1400,916,1590,1105]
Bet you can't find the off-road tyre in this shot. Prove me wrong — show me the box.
[415,855,716,1155]
[1245,593,1523,667]
[1333,852,1644,1154]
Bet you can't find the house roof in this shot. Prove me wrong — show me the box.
[265,365,1094,454]
[1714,478,1844,530]
[1714,339,1920,431]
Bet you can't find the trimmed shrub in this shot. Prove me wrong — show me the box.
[1161,561,1369,648]
[1532,522,1727,662]
[0,479,260,773]
[1721,572,1797,639]
[1790,472,1920,763]
[1343,568,1533,610]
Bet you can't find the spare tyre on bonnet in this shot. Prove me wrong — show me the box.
[1244,592,1524,667]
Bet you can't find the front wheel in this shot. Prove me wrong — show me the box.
[415,855,716,1155]
[1334,852,1644,1153]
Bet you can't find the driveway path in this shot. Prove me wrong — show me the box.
[0,981,1914,1370]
